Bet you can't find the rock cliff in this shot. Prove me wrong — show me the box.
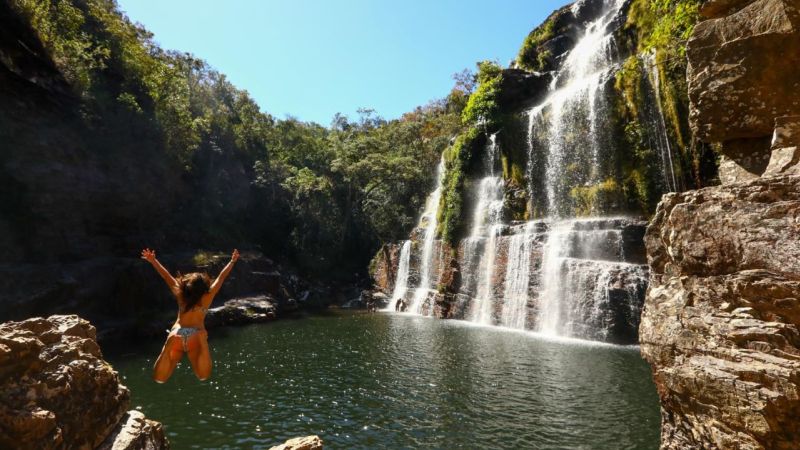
[640,0,800,448]
[0,1,336,336]
[0,315,168,449]
[641,177,800,449]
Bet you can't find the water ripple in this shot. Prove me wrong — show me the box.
[109,311,660,449]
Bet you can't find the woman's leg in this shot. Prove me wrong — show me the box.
[187,331,212,381]
[153,335,182,383]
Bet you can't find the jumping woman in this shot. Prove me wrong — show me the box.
[141,248,239,383]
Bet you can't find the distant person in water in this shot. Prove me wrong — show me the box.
[141,248,239,383]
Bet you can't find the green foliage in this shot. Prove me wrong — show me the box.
[191,250,222,266]
[461,61,502,127]
[611,0,717,204]
[8,0,466,278]
[516,14,556,71]
[437,128,481,245]
[628,0,701,57]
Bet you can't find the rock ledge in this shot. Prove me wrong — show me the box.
[0,315,168,449]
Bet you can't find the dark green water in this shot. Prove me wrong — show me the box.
[107,311,660,449]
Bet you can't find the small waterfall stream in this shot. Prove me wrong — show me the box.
[500,222,536,329]
[467,135,505,325]
[642,51,679,193]
[387,240,412,310]
[409,156,447,315]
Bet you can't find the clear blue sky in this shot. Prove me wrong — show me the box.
[117,0,570,126]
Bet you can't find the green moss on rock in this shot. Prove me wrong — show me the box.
[570,178,626,216]
[437,128,483,245]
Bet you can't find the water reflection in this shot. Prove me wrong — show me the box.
[108,311,659,449]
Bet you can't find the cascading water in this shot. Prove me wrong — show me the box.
[642,51,679,193]
[535,219,648,341]
[525,0,649,341]
[386,240,411,310]
[500,222,537,329]
[463,135,505,325]
[408,156,447,315]
[528,0,626,215]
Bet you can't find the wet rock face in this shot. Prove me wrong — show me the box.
[640,176,800,449]
[369,243,402,293]
[687,0,800,145]
[0,315,168,449]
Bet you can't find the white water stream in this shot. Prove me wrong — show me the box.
[409,156,447,315]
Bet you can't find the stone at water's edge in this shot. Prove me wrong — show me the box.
[0,315,168,449]
[640,176,800,449]
[268,435,323,450]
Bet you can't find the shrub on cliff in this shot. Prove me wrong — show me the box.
[461,61,503,128]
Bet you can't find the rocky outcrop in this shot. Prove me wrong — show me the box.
[204,296,277,328]
[268,435,323,450]
[0,315,168,449]
[687,0,800,179]
[642,0,800,447]
[641,176,800,449]
[370,243,402,293]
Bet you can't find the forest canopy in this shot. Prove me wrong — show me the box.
[7,0,470,277]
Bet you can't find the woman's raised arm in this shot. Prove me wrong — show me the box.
[141,248,179,294]
[209,249,239,298]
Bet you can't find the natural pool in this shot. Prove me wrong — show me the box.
[107,311,660,449]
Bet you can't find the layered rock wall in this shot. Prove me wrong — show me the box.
[641,177,800,449]
[641,0,800,447]
[688,0,800,181]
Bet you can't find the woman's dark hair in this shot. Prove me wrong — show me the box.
[177,272,211,311]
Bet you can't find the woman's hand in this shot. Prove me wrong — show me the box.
[231,249,240,263]
[141,248,157,263]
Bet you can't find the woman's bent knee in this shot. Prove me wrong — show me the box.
[196,367,211,381]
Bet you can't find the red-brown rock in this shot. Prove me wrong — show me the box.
[641,175,800,449]
[0,315,168,449]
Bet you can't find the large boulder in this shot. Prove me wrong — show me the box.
[699,0,758,18]
[640,175,800,449]
[0,315,168,449]
[204,296,277,328]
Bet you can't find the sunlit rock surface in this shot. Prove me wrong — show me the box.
[0,315,168,449]
[268,435,323,450]
[688,0,800,179]
[641,176,800,449]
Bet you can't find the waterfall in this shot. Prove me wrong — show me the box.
[535,219,648,341]
[388,0,651,345]
[409,156,447,315]
[464,135,505,325]
[524,0,647,341]
[386,240,412,310]
[642,51,679,193]
[500,222,536,329]
[528,0,626,216]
